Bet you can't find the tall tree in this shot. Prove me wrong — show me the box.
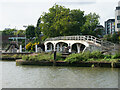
[26,25,35,39]
[35,17,41,41]
[38,4,86,38]
[81,13,100,36]
[16,30,25,36]
[2,29,17,35]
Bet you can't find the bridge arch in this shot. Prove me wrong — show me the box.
[55,42,68,52]
[71,43,85,53]
[46,42,54,51]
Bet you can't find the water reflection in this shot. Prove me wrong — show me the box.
[1,61,118,88]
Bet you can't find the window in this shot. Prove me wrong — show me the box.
[117,23,120,28]
[117,16,120,20]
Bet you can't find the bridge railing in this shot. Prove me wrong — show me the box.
[45,35,115,49]
[46,35,102,44]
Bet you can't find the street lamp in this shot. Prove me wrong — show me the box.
[23,25,27,51]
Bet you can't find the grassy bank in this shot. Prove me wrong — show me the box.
[1,54,23,60]
[22,51,120,63]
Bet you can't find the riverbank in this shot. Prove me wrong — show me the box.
[16,59,120,68]
[1,52,36,61]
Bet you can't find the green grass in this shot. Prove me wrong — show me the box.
[21,51,120,63]
[2,54,23,58]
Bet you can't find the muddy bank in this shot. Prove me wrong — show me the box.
[16,60,120,68]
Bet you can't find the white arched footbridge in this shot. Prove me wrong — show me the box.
[44,35,115,53]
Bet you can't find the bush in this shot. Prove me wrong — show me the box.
[65,53,86,63]
[104,55,112,59]
[112,52,120,59]
[22,53,53,61]
[26,42,32,51]
[22,55,29,60]
[90,51,104,59]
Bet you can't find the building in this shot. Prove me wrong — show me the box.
[105,19,115,35]
[115,1,120,32]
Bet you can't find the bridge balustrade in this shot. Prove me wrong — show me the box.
[45,35,115,50]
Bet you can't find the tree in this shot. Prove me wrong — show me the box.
[16,30,25,36]
[37,4,86,38]
[26,25,35,39]
[35,17,41,41]
[2,29,17,35]
[81,13,100,36]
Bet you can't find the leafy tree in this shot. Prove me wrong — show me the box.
[2,29,17,35]
[103,32,120,44]
[16,30,25,36]
[35,17,41,41]
[38,4,86,38]
[26,25,35,39]
[81,13,100,36]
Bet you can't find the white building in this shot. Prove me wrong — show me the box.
[115,1,120,32]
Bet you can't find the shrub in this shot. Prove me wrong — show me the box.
[65,53,86,63]
[22,55,29,60]
[90,51,104,59]
[26,42,32,51]
[12,54,18,58]
[104,55,112,60]
[112,52,120,59]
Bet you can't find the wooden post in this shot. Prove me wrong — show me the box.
[53,51,56,66]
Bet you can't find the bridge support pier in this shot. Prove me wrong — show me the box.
[60,43,64,52]
[57,44,59,52]
[20,45,22,53]
[50,44,53,51]
[53,43,56,51]
[76,44,81,53]
[45,44,47,52]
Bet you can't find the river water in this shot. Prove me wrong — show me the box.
[0,61,119,88]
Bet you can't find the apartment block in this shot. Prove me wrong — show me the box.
[105,19,115,35]
[115,1,120,32]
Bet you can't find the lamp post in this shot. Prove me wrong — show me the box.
[15,26,18,45]
[23,25,27,51]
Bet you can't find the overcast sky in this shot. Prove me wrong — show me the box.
[0,0,120,30]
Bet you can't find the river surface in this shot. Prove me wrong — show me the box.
[0,60,119,88]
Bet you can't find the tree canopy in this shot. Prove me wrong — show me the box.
[26,25,35,39]
[2,29,25,36]
[37,4,100,39]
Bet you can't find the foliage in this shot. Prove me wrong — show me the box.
[16,30,25,35]
[26,42,33,51]
[35,17,41,41]
[22,52,64,61]
[2,54,23,58]
[103,32,120,44]
[112,52,120,59]
[26,42,39,51]
[26,25,35,39]
[90,51,104,59]
[65,53,85,63]
[2,29,25,36]
[81,13,100,36]
[38,4,87,38]
[2,29,17,35]
[65,51,113,63]
[22,53,52,61]
[22,55,29,60]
